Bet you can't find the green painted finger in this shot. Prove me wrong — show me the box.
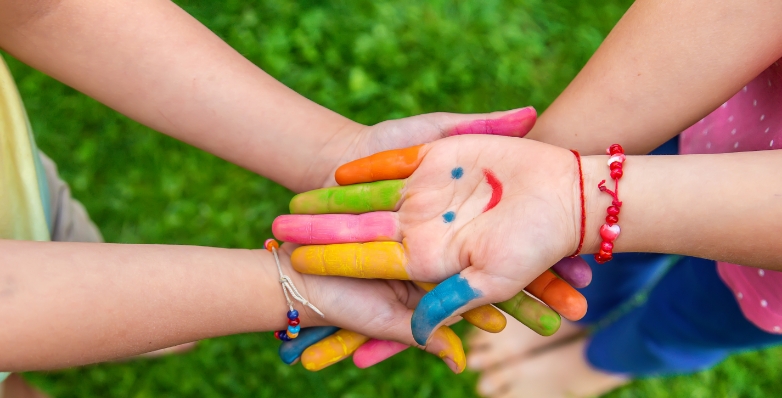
[495,291,561,336]
[290,180,406,214]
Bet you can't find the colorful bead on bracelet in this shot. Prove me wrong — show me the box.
[264,238,325,341]
[594,144,625,264]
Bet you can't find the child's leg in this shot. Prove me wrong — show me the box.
[587,256,782,376]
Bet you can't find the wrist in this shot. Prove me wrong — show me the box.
[303,121,368,191]
[581,155,616,255]
[271,245,327,328]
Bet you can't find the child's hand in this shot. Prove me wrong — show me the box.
[275,243,474,373]
[275,136,588,345]
[318,107,537,188]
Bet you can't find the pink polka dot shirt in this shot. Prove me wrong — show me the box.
[680,59,782,334]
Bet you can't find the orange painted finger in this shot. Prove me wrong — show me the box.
[414,282,506,333]
[525,270,587,321]
[335,145,424,185]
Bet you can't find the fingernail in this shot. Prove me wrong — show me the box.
[428,326,466,374]
[443,357,460,373]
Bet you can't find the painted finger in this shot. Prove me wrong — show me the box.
[551,256,592,288]
[300,329,370,371]
[289,180,405,214]
[525,270,587,321]
[448,107,537,138]
[291,242,410,279]
[335,145,424,185]
[278,326,339,365]
[414,281,506,333]
[353,339,409,369]
[494,291,561,336]
[421,326,467,373]
[272,213,401,245]
[411,274,484,345]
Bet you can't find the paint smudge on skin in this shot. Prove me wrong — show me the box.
[451,167,464,179]
[495,292,561,336]
[411,274,483,345]
[482,169,503,212]
[291,242,410,279]
[335,145,423,185]
[272,213,399,245]
[414,282,507,333]
[289,180,405,214]
[449,107,537,137]
[278,326,339,365]
[353,339,410,369]
[301,329,369,371]
[442,211,455,223]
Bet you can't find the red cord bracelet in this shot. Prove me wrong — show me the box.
[569,150,586,257]
[594,144,625,264]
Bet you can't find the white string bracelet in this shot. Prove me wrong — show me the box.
[264,239,324,342]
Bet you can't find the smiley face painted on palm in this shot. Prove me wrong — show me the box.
[442,167,503,223]
[272,141,589,346]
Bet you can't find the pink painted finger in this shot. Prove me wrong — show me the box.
[551,257,593,289]
[352,339,410,369]
[272,213,401,245]
[449,107,537,137]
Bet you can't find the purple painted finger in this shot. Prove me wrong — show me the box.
[551,257,592,289]
[272,213,401,244]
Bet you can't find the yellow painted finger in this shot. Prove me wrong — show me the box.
[301,329,370,371]
[291,242,409,279]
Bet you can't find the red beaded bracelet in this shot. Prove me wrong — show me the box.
[594,144,625,264]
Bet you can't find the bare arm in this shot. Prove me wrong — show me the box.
[581,150,782,268]
[528,0,782,155]
[0,241,296,370]
[0,0,361,192]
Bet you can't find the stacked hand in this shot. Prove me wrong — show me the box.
[273,113,593,372]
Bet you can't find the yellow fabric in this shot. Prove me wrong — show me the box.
[0,57,49,242]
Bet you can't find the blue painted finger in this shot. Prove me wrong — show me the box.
[411,274,483,345]
[278,326,340,365]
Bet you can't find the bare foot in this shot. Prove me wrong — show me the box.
[467,318,583,371]
[475,337,628,398]
[1,374,50,398]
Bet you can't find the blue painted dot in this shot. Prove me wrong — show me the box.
[442,211,456,223]
[451,167,464,179]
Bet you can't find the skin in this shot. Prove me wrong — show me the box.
[283,280,510,371]
[0,0,552,380]
[284,135,782,346]
[0,241,468,372]
[472,0,782,396]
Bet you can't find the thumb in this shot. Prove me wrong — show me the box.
[412,269,512,345]
[435,106,537,138]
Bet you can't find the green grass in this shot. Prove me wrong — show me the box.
[4,0,782,396]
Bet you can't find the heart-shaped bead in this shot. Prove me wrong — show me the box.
[600,223,621,242]
[607,154,626,166]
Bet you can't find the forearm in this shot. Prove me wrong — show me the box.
[0,241,307,371]
[528,0,782,155]
[582,151,782,268]
[0,0,359,192]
